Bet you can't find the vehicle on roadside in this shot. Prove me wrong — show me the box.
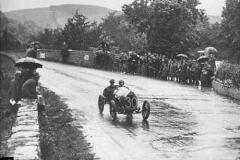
[98,86,150,120]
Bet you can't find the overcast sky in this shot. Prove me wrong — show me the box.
[0,0,225,16]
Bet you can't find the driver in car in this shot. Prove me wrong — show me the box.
[103,79,117,100]
[114,80,131,107]
[118,80,129,89]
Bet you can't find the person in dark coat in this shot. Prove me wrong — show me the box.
[22,72,41,99]
[193,62,201,85]
[8,71,22,112]
[61,42,70,63]
[26,42,39,58]
[103,79,117,100]
[200,64,214,87]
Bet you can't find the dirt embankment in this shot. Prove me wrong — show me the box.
[38,87,95,160]
[0,53,17,157]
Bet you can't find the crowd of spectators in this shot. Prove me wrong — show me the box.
[95,50,216,87]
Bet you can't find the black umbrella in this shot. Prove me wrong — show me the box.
[197,56,209,63]
[15,57,42,69]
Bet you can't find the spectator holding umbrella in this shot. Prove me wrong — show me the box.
[15,57,43,98]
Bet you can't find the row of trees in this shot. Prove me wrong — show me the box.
[0,11,42,50]
[1,0,240,63]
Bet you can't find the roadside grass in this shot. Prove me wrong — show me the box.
[38,87,95,160]
[0,91,16,157]
[0,53,17,157]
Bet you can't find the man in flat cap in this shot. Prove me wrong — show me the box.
[22,72,41,99]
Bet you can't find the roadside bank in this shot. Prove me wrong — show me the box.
[0,53,17,157]
[212,80,240,100]
[38,87,95,160]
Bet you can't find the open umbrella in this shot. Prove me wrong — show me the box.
[15,57,42,69]
[204,47,218,57]
[197,56,209,63]
[176,54,188,59]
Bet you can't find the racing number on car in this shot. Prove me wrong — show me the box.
[126,97,138,108]
[132,97,138,108]
[126,97,131,107]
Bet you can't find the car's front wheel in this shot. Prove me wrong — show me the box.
[142,100,150,120]
[98,95,104,113]
[109,100,117,120]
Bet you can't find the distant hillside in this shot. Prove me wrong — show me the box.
[4,4,122,29]
[4,5,221,29]
[208,15,222,24]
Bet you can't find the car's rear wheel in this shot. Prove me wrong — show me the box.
[109,100,117,120]
[98,95,104,113]
[142,100,150,120]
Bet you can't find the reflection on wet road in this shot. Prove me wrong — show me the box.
[38,61,240,160]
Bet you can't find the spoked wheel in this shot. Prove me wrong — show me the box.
[98,95,105,114]
[142,100,150,120]
[109,100,117,120]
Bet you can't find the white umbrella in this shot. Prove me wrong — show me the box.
[176,54,188,59]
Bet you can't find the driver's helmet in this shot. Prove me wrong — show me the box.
[119,80,124,86]
[109,79,115,84]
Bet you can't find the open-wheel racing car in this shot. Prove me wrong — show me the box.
[98,86,150,120]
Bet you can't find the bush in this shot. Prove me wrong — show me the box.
[216,62,240,88]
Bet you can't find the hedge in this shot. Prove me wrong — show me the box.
[216,62,240,88]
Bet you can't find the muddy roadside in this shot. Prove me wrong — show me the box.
[38,86,95,160]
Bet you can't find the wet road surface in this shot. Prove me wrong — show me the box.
[38,61,240,160]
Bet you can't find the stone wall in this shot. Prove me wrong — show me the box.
[38,49,96,67]
[7,99,40,160]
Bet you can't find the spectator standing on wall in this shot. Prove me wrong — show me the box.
[61,42,70,63]
[25,42,34,55]
[26,42,39,58]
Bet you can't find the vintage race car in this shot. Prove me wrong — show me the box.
[98,86,150,120]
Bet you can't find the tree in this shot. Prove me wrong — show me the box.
[0,12,20,50]
[62,10,99,50]
[123,0,205,58]
[221,0,240,63]
[100,12,147,52]
[85,21,102,48]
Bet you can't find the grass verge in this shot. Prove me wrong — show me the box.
[38,87,95,160]
[0,91,16,157]
[0,53,17,157]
